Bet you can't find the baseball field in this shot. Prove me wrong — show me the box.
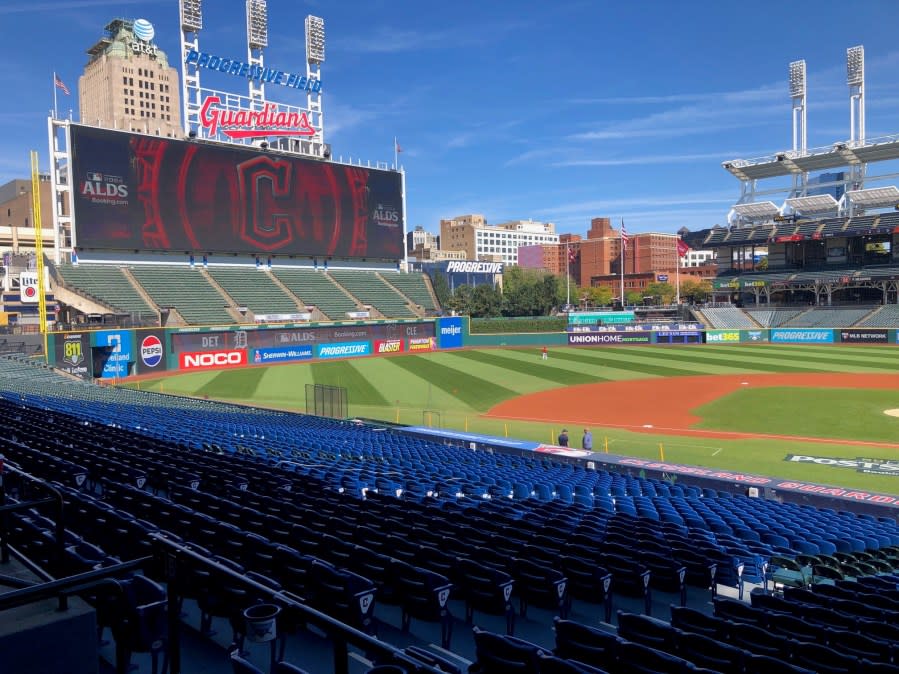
[128,343,899,494]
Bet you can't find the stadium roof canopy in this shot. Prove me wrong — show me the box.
[784,194,840,214]
[723,134,899,181]
[732,201,780,218]
[845,185,899,209]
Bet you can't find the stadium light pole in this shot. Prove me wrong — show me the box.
[179,0,203,137]
[847,46,865,145]
[305,15,325,153]
[789,60,807,155]
[246,0,268,110]
[789,59,808,197]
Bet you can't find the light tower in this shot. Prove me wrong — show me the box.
[246,0,268,110]
[789,59,807,155]
[847,45,865,145]
[179,0,203,136]
[305,15,325,152]
[846,45,866,200]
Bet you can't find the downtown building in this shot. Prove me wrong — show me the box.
[519,217,717,297]
[439,214,558,266]
[79,18,182,137]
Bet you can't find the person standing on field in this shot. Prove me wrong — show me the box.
[558,429,569,447]
[582,429,593,451]
[542,346,548,360]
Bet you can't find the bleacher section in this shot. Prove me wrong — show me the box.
[128,266,234,325]
[272,268,360,320]
[745,308,806,327]
[328,270,418,318]
[781,307,874,328]
[56,264,156,318]
[206,267,301,316]
[3,355,899,673]
[383,272,438,313]
[857,304,899,327]
[697,307,758,329]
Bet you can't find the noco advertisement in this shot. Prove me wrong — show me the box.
[69,124,405,260]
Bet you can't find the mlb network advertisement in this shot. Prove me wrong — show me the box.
[69,124,405,260]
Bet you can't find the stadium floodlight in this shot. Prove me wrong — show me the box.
[180,0,202,32]
[247,0,268,49]
[846,186,899,209]
[847,45,864,86]
[733,202,781,219]
[789,60,806,97]
[785,194,839,214]
[306,16,325,64]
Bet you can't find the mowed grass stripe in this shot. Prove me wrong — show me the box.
[387,355,517,411]
[548,348,693,378]
[637,346,844,373]
[751,344,899,368]
[450,350,599,386]
[703,344,895,371]
[194,366,268,399]
[310,360,389,406]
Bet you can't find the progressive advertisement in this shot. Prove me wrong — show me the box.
[70,124,404,260]
[770,329,835,344]
[568,332,651,345]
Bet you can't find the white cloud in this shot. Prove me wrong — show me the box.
[0,0,166,13]
[551,151,746,168]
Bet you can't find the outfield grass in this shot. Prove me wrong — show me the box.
[127,344,899,494]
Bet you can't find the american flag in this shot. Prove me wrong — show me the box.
[54,73,70,96]
[620,223,629,250]
[568,245,577,263]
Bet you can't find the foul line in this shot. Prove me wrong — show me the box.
[482,412,899,449]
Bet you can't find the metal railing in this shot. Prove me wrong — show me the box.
[153,534,450,674]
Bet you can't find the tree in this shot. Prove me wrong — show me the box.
[643,281,676,305]
[431,272,451,308]
[679,278,713,303]
[447,284,473,314]
[625,290,644,306]
[581,286,613,308]
[470,283,503,317]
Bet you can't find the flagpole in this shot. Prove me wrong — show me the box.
[619,221,625,307]
[675,238,681,305]
[52,72,58,119]
[566,243,571,306]
[393,136,398,170]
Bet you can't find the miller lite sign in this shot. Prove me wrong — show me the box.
[19,271,39,303]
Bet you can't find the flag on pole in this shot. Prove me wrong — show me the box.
[54,73,70,96]
[620,223,629,249]
[395,139,403,153]
[676,238,690,257]
[568,246,577,263]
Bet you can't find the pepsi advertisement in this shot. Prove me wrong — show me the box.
[70,124,405,260]
[134,329,167,375]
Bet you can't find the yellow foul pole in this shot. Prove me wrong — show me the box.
[30,150,48,361]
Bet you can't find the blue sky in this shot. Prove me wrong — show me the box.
[3,0,899,237]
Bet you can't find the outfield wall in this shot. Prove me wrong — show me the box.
[45,319,899,379]
[47,318,451,379]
